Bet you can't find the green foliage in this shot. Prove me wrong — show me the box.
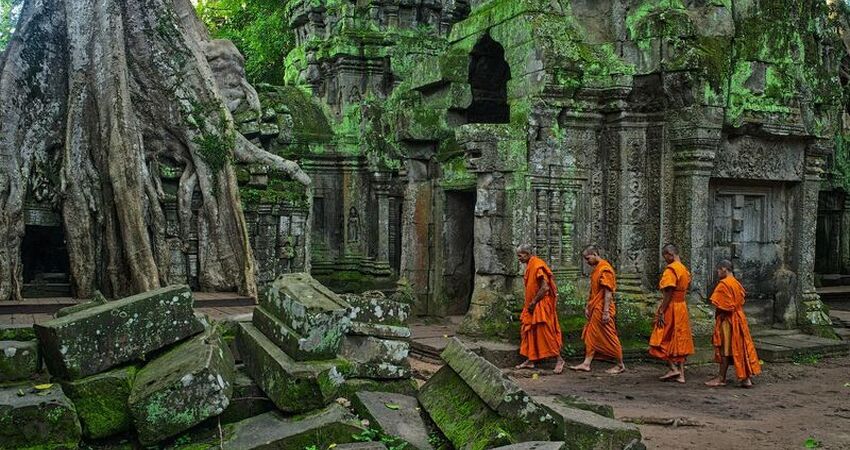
[195,0,293,84]
[187,100,235,174]
[792,352,820,366]
[0,0,21,51]
[352,428,409,450]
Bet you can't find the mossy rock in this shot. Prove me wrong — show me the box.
[0,383,82,449]
[62,365,137,440]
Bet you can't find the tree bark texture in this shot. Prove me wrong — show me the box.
[0,0,311,300]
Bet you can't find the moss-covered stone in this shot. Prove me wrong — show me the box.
[55,294,108,318]
[0,383,81,449]
[0,341,39,382]
[339,335,411,380]
[221,404,365,449]
[236,322,346,413]
[217,368,275,425]
[337,377,419,399]
[535,395,643,450]
[128,330,235,446]
[61,365,137,440]
[34,285,204,380]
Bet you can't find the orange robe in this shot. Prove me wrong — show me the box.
[581,259,623,360]
[710,275,761,380]
[519,256,563,361]
[649,260,694,363]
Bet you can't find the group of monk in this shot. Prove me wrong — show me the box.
[514,243,762,388]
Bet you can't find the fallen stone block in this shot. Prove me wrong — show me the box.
[34,285,204,379]
[338,377,419,398]
[352,391,433,450]
[0,324,36,341]
[340,335,411,379]
[440,338,557,438]
[335,443,388,450]
[218,366,275,425]
[62,365,137,439]
[535,396,644,450]
[129,330,235,446]
[237,322,346,413]
[418,365,514,449]
[491,443,566,450]
[343,293,411,326]
[55,293,108,318]
[253,305,339,360]
[0,383,81,449]
[0,340,39,382]
[349,321,412,339]
[259,273,351,357]
[551,395,615,419]
[221,404,365,449]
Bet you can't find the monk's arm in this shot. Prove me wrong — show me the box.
[657,287,673,325]
[601,287,613,323]
[528,275,549,313]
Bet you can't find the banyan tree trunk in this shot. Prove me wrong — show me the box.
[0,0,311,301]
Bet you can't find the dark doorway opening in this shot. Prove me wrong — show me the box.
[468,34,511,124]
[441,190,476,315]
[816,190,848,281]
[21,225,71,297]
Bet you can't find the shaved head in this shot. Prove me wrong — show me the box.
[516,244,534,254]
[662,243,679,255]
[716,259,733,271]
[582,244,600,256]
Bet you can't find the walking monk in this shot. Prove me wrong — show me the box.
[569,245,625,374]
[705,260,761,388]
[649,244,694,383]
[515,244,566,374]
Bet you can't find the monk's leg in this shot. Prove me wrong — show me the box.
[740,377,753,388]
[705,358,730,387]
[675,361,686,383]
[605,359,626,374]
[659,360,680,380]
[569,350,593,372]
[553,355,566,374]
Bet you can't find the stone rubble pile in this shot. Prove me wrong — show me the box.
[1,274,645,449]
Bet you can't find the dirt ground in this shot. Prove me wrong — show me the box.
[411,355,850,450]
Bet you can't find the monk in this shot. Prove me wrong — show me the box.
[705,260,761,388]
[569,245,625,374]
[515,244,565,374]
[649,243,695,383]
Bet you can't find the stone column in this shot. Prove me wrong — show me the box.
[669,124,720,302]
[795,142,834,335]
[372,172,393,265]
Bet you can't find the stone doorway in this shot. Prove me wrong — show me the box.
[815,190,847,279]
[438,190,476,315]
[21,224,72,297]
[467,34,510,124]
[709,182,789,325]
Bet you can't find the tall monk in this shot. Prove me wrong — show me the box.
[569,245,625,374]
[649,243,695,383]
[705,260,761,388]
[515,244,565,374]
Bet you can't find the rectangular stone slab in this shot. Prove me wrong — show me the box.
[418,365,515,450]
[0,340,40,382]
[340,335,411,379]
[0,383,81,449]
[218,367,275,425]
[237,322,346,413]
[352,391,434,450]
[129,330,235,446]
[221,404,365,449]
[34,285,204,379]
[535,396,643,450]
[62,365,137,439]
[343,293,411,326]
[349,321,412,339]
[260,272,351,336]
[440,337,557,437]
[252,305,339,361]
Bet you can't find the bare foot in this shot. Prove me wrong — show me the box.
[569,364,591,372]
[515,360,535,369]
[675,374,686,384]
[553,360,566,374]
[605,365,625,374]
[704,377,726,387]
[739,379,753,389]
[659,370,680,381]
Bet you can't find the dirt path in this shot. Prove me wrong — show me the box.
[411,355,850,449]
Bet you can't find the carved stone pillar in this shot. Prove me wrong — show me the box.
[372,172,393,265]
[670,127,720,302]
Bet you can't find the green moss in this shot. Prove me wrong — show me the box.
[62,366,137,439]
[239,177,308,208]
[185,100,235,174]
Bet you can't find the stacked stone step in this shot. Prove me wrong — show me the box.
[0,325,41,383]
[0,285,238,448]
[340,291,413,380]
[237,272,351,413]
[419,338,645,450]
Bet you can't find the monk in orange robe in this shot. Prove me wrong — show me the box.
[515,244,565,374]
[649,243,694,383]
[705,259,761,388]
[569,245,625,374]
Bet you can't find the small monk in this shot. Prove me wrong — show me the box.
[515,244,566,374]
[569,245,625,374]
[649,243,695,383]
[705,260,761,388]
